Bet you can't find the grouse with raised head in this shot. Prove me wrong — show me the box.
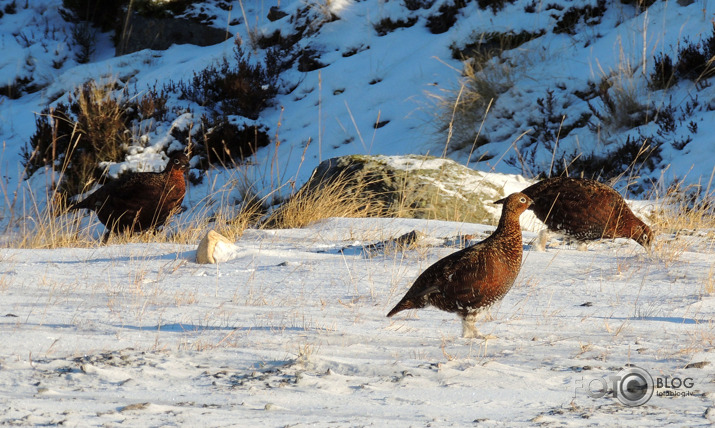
[68,151,190,242]
[387,192,533,338]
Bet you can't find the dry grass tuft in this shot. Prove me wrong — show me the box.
[589,65,652,136]
[647,170,715,233]
[429,54,513,156]
[22,79,168,199]
[262,171,389,230]
[4,166,268,248]
[9,187,96,249]
[645,168,715,261]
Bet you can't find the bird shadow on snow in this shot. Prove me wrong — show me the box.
[38,250,197,265]
[5,320,312,334]
[324,231,485,258]
[115,323,310,333]
[595,315,702,324]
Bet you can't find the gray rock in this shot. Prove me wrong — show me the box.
[295,154,508,224]
[116,13,231,56]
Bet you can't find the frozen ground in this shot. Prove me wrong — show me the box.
[1,217,714,426]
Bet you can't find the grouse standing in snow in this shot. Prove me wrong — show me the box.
[519,177,653,251]
[387,192,532,338]
[68,151,190,242]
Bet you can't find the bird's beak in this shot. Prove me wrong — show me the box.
[493,198,506,205]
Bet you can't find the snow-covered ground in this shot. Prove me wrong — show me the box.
[1,217,714,425]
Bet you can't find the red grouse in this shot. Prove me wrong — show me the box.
[387,192,532,338]
[68,151,190,242]
[519,177,653,251]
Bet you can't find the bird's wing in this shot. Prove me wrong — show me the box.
[410,242,490,299]
[77,173,147,210]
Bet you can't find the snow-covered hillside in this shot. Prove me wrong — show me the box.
[1,0,714,216]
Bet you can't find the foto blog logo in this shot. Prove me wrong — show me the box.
[575,366,654,407]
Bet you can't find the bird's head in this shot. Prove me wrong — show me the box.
[631,221,654,249]
[493,192,533,213]
[165,152,190,172]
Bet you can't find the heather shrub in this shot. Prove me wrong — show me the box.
[176,42,280,120]
[21,82,169,197]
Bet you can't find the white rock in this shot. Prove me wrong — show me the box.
[196,230,240,264]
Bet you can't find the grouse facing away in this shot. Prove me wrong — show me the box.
[387,192,532,338]
[519,177,653,251]
[68,152,190,242]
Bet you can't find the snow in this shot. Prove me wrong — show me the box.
[2,217,714,425]
[1,0,715,425]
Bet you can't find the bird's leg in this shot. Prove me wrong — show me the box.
[534,229,550,251]
[461,314,497,339]
[101,230,111,245]
[461,317,481,338]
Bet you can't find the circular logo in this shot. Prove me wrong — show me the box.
[616,366,654,406]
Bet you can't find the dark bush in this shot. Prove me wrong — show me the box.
[705,23,715,60]
[129,0,194,18]
[655,104,677,135]
[4,1,17,14]
[256,29,301,52]
[650,53,676,90]
[477,0,516,14]
[548,135,662,180]
[177,42,279,120]
[196,117,271,167]
[374,16,418,36]
[60,0,127,31]
[687,120,698,134]
[675,38,714,80]
[22,83,169,196]
[21,101,125,197]
[450,30,545,60]
[22,105,76,178]
[61,0,199,33]
[524,89,561,152]
[650,24,715,88]
[404,0,435,10]
[297,47,327,72]
[72,22,96,63]
[620,0,658,12]
[553,0,607,35]
[267,6,289,21]
[0,76,34,99]
[425,0,466,34]
[672,135,692,150]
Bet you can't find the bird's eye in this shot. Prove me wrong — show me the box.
[519,197,526,203]
[174,158,180,164]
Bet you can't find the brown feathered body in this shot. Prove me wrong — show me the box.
[68,152,190,240]
[386,192,532,338]
[520,177,653,250]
